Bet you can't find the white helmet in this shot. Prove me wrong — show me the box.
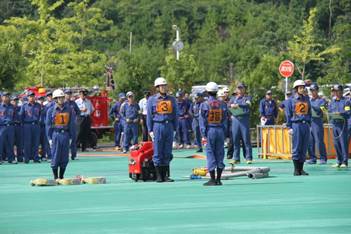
[293,80,305,89]
[223,87,230,93]
[217,89,224,97]
[53,89,65,99]
[154,77,167,87]
[205,82,219,92]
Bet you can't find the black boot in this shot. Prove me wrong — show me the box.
[59,167,66,179]
[155,166,163,183]
[299,162,309,176]
[203,170,217,186]
[293,160,300,176]
[216,168,223,185]
[52,168,59,180]
[163,166,174,182]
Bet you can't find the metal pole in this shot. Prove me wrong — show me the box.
[176,28,180,60]
[285,77,288,99]
[129,32,132,54]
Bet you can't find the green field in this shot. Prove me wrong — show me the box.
[1,149,350,234]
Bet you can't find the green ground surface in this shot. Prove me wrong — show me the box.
[1,149,351,234]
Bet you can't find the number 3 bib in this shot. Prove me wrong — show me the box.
[156,100,173,114]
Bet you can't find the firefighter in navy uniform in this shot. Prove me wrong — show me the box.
[147,77,178,182]
[199,82,228,186]
[285,80,312,176]
[46,89,75,179]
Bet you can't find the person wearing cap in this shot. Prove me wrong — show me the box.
[46,89,75,179]
[286,80,311,175]
[75,89,94,152]
[222,87,235,160]
[259,90,278,125]
[175,91,192,149]
[147,77,178,182]
[120,91,140,153]
[279,90,293,124]
[228,83,253,164]
[0,92,16,164]
[138,91,151,141]
[19,91,42,163]
[306,83,328,164]
[44,91,54,108]
[345,90,351,152]
[38,96,50,161]
[64,89,80,160]
[199,82,228,186]
[109,92,126,151]
[10,96,24,162]
[190,92,204,152]
[328,84,350,168]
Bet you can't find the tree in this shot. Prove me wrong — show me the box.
[4,0,112,88]
[288,8,340,80]
[161,48,203,91]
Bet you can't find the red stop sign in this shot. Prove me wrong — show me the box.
[279,60,294,78]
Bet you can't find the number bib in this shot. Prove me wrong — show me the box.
[54,113,69,127]
[208,109,222,124]
[156,100,173,114]
[295,102,308,115]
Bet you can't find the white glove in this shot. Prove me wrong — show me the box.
[69,139,72,145]
[288,129,293,135]
[149,132,155,141]
[49,140,53,147]
[173,131,176,138]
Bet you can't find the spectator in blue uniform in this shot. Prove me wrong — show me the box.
[328,85,350,168]
[190,92,204,152]
[11,95,24,163]
[306,83,328,164]
[147,77,178,182]
[0,92,16,164]
[285,80,311,176]
[229,83,253,164]
[199,82,228,186]
[259,90,278,125]
[38,96,50,161]
[110,93,126,151]
[64,89,80,160]
[19,91,41,163]
[175,91,192,149]
[120,91,140,153]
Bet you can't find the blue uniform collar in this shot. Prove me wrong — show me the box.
[156,93,168,99]
[294,93,305,100]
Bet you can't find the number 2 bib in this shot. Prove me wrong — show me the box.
[295,102,308,115]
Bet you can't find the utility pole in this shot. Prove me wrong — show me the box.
[172,25,184,60]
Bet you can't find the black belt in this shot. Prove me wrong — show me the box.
[0,123,13,127]
[54,129,68,133]
[292,120,310,124]
[24,121,39,125]
[154,120,172,124]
